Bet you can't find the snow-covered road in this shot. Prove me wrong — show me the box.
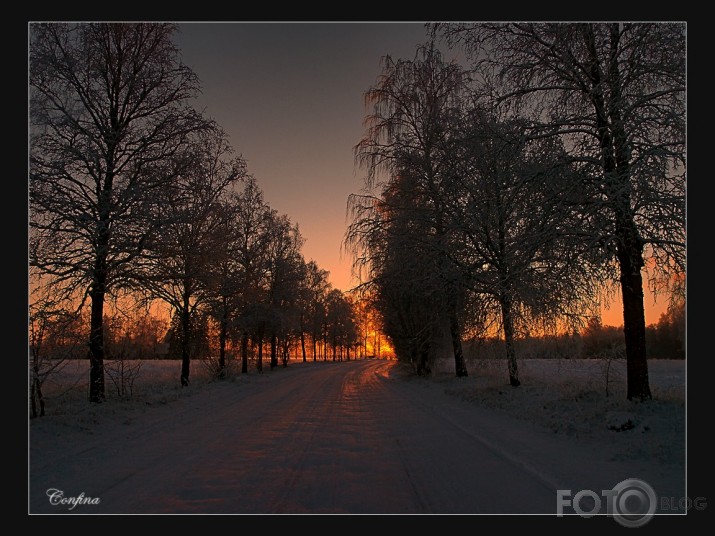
[29,359,684,516]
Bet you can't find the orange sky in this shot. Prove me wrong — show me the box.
[600,289,670,328]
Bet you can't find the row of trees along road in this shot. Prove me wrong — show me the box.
[29,23,360,404]
[345,23,685,400]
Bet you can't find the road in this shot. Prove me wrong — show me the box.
[29,359,682,515]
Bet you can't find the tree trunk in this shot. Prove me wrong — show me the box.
[270,334,278,369]
[583,24,651,400]
[180,299,191,387]
[256,329,263,373]
[419,342,431,376]
[30,381,37,419]
[31,364,45,418]
[618,236,651,400]
[88,279,106,402]
[448,300,468,377]
[218,297,227,379]
[609,26,651,401]
[500,290,520,387]
[282,340,289,367]
[241,331,249,374]
[346,345,350,361]
[312,336,317,362]
[301,328,307,363]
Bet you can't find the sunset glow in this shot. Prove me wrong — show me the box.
[601,292,670,328]
[362,329,395,360]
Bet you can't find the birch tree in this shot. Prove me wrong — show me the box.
[346,173,449,374]
[323,289,359,361]
[353,43,469,377]
[446,109,600,386]
[434,22,685,400]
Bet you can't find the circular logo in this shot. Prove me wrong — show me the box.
[610,478,657,528]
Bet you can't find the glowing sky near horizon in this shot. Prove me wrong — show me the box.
[174,22,669,327]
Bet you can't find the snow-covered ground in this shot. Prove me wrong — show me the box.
[436,357,685,467]
[32,356,685,468]
[29,356,685,516]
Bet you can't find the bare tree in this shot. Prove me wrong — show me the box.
[309,277,331,362]
[323,289,359,361]
[445,110,600,386]
[140,127,245,386]
[203,181,252,379]
[357,291,388,361]
[434,22,685,400]
[30,23,211,402]
[296,261,330,362]
[263,213,305,370]
[226,177,275,373]
[203,199,242,379]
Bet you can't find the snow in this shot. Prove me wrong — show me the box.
[436,357,685,465]
[29,357,685,516]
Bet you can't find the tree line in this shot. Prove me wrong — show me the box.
[344,23,685,400]
[29,22,686,408]
[29,23,362,407]
[467,298,685,363]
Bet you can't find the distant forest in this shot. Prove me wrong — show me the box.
[32,296,684,363]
